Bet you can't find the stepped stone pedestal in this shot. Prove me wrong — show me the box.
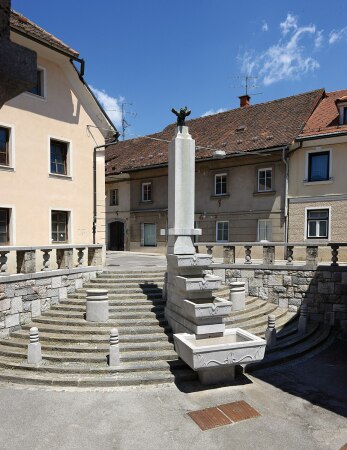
[165,124,266,385]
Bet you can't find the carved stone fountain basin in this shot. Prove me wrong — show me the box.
[183,297,231,320]
[175,275,221,293]
[174,328,266,371]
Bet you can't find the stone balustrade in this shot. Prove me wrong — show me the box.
[195,242,347,268]
[0,244,103,277]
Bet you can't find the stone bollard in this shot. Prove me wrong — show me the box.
[27,327,42,364]
[229,282,246,311]
[109,328,120,367]
[265,315,277,347]
[298,304,308,334]
[86,289,109,322]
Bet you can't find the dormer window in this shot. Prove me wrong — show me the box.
[336,98,347,125]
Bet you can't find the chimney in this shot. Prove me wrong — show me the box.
[239,94,250,108]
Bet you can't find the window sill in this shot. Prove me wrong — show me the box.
[253,190,276,196]
[139,200,153,204]
[210,194,230,199]
[22,91,47,102]
[303,179,333,185]
[0,165,14,172]
[49,173,72,181]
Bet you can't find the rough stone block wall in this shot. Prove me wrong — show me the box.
[0,270,98,339]
[224,266,347,328]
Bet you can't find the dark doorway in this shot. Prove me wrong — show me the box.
[109,221,124,251]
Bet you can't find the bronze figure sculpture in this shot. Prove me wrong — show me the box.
[171,106,191,126]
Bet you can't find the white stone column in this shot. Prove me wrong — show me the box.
[167,126,201,255]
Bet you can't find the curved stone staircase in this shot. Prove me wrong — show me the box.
[0,270,332,387]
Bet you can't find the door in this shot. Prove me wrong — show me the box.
[109,221,124,251]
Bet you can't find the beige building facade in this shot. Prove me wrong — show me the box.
[288,90,347,246]
[0,12,115,252]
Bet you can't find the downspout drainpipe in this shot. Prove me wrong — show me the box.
[282,148,289,244]
[93,134,120,244]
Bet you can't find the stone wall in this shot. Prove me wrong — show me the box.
[0,267,99,339]
[219,265,347,328]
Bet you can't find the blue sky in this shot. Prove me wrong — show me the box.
[12,0,347,138]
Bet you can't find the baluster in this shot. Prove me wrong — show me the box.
[77,247,85,267]
[286,245,294,265]
[244,245,252,264]
[206,245,213,256]
[330,244,339,267]
[41,249,52,271]
[0,250,9,275]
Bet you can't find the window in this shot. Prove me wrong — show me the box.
[50,140,68,175]
[141,223,156,246]
[306,209,329,239]
[27,69,44,97]
[343,107,347,125]
[141,182,152,202]
[308,151,330,182]
[215,174,227,195]
[216,221,229,242]
[51,211,68,242]
[0,127,9,166]
[258,219,272,241]
[110,189,119,206]
[258,168,272,192]
[0,209,10,244]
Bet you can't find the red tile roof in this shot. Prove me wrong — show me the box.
[105,89,324,175]
[299,89,347,138]
[10,10,79,57]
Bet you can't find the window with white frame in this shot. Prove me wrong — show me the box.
[51,210,69,243]
[216,221,229,242]
[110,189,119,206]
[258,168,272,192]
[0,208,10,244]
[50,139,69,175]
[141,223,156,246]
[27,68,45,97]
[308,151,330,182]
[215,173,227,195]
[306,209,329,239]
[0,127,10,166]
[141,182,152,201]
[258,219,272,241]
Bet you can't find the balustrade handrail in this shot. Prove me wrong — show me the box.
[0,244,103,252]
[194,241,347,247]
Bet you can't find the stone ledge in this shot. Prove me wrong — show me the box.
[0,266,102,283]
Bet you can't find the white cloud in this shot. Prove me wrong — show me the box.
[280,13,298,35]
[239,14,320,86]
[90,85,124,129]
[262,21,269,32]
[314,30,324,49]
[328,27,347,44]
[202,108,227,117]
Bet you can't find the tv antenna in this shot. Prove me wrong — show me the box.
[106,102,137,140]
[232,75,262,97]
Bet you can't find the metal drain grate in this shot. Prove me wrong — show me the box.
[188,401,260,431]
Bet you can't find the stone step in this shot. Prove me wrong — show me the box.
[11,330,171,344]
[246,324,333,372]
[0,367,197,387]
[61,298,166,307]
[98,271,165,278]
[30,316,168,328]
[225,303,279,325]
[89,279,164,286]
[51,303,165,313]
[267,322,319,352]
[247,311,296,337]
[22,323,171,336]
[3,337,174,353]
[0,345,178,363]
[70,292,163,300]
[42,309,165,320]
[82,285,164,294]
[0,356,188,374]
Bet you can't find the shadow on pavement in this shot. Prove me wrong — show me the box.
[250,333,347,417]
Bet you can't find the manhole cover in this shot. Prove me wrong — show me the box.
[188,401,260,430]
[218,401,260,422]
[188,407,232,431]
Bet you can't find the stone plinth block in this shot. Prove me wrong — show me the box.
[229,282,246,311]
[86,289,109,322]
